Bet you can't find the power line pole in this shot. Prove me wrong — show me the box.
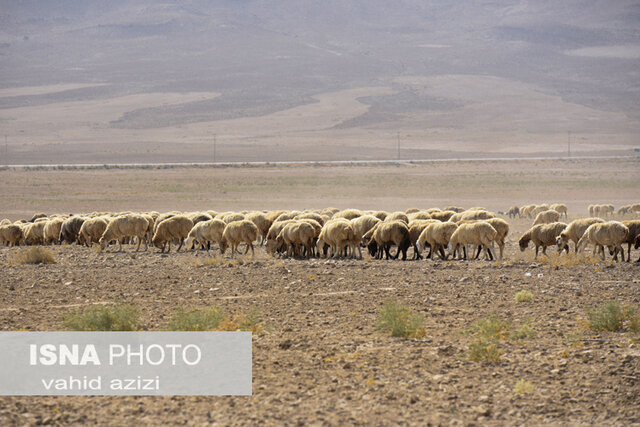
[213,134,217,163]
[567,131,571,158]
[4,135,6,164]
[397,131,400,160]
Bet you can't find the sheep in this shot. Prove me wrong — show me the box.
[0,219,11,226]
[530,204,550,217]
[593,204,614,218]
[187,212,213,225]
[43,218,64,245]
[405,208,421,214]
[449,222,497,261]
[276,221,316,258]
[100,214,150,252]
[520,205,535,219]
[416,221,458,260]
[619,220,640,262]
[24,220,47,245]
[317,219,359,259]
[550,203,568,218]
[533,209,561,225]
[267,210,289,223]
[333,209,363,220]
[152,212,178,234]
[484,218,510,260]
[369,220,411,261]
[428,211,456,222]
[408,219,439,259]
[59,216,86,244]
[385,211,409,224]
[371,211,389,221]
[29,213,47,222]
[617,205,632,217]
[556,218,605,254]
[246,211,272,244]
[185,218,226,253]
[443,206,465,213]
[588,205,595,217]
[407,211,432,221]
[506,206,520,218]
[351,215,381,242]
[635,235,640,262]
[295,212,325,226]
[220,219,259,257]
[265,219,297,255]
[0,224,24,246]
[577,221,628,261]
[78,217,108,247]
[222,212,246,224]
[321,207,340,217]
[449,210,494,223]
[151,215,193,253]
[519,222,567,258]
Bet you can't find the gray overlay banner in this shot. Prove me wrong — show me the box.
[0,332,252,395]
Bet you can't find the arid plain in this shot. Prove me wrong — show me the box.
[0,158,639,425]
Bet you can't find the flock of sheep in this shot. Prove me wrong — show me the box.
[1,202,639,263]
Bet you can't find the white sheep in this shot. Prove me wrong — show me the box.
[550,203,568,219]
[220,219,259,257]
[43,218,64,245]
[151,215,193,253]
[533,209,560,225]
[0,224,24,246]
[78,217,108,247]
[317,219,359,259]
[416,221,458,260]
[276,221,316,258]
[185,218,226,254]
[577,221,629,261]
[100,214,150,252]
[449,222,497,261]
[556,218,605,254]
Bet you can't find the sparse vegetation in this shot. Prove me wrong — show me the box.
[466,314,511,363]
[167,306,264,333]
[511,322,536,340]
[11,247,56,265]
[64,303,140,331]
[514,379,534,396]
[168,307,227,331]
[583,302,640,334]
[515,290,533,303]
[377,300,427,339]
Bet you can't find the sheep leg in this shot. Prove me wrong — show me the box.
[486,246,494,261]
[534,246,539,259]
[118,240,123,252]
[627,243,632,262]
[243,242,250,255]
[176,239,184,252]
[498,242,504,260]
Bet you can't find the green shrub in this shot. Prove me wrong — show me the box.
[514,290,533,303]
[470,314,511,341]
[511,323,536,341]
[64,304,140,331]
[587,301,625,331]
[168,307,226,331]
[468,338,502,363]
[514,379,534,396]
[377,300,427,339]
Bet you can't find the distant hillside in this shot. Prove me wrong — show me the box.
[0,1,639,163]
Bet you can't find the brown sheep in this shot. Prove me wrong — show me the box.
[369,220,411,260]
[78,217,108,247]
[533,209,561,226]
[577,221,628,261]
[0,224,24,246]
[556,217,605,254]
[519,222,567,258]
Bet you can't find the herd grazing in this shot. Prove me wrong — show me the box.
[1,202,639,263]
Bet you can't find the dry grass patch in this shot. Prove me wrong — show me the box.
[377,300,427,339]
[64,304,140,331]
[168,306,264,334]
[11,247,56,265]
[515,290,533,303]
[514,379,534,396]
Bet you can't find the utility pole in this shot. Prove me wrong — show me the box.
[213,134,217,163]
[397,131,400,160]
[567,131,571,158]
[4,135,6,164]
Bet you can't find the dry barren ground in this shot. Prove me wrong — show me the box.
[0,159,639,425]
